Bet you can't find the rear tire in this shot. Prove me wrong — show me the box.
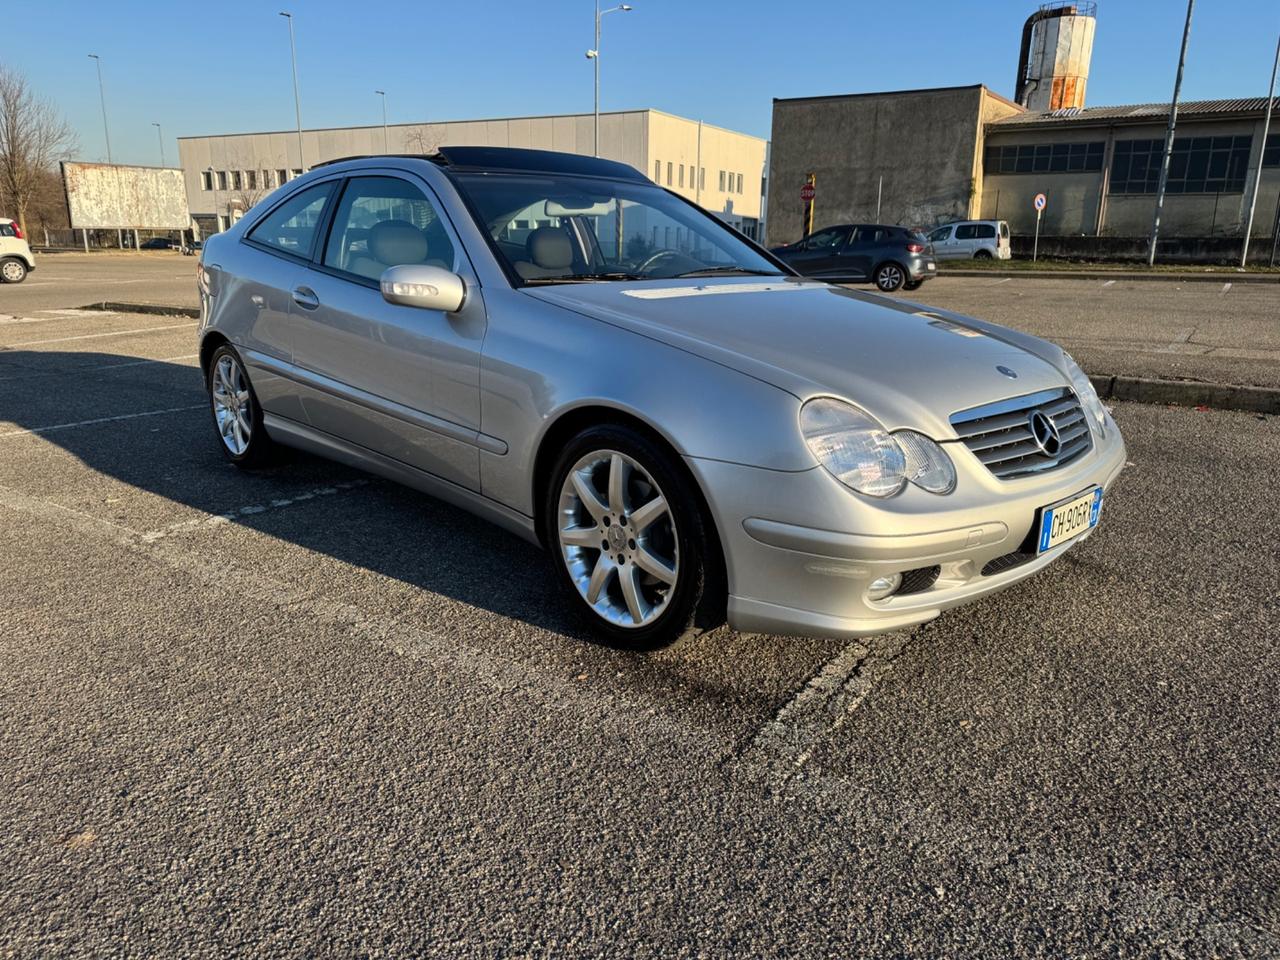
[206,343,276,468]
[0,258,28,283]
[873,261,906,292]
[973,249,993,260]
[543,423,724,650]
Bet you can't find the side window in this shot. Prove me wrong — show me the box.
[247,182,336,258]
[974,224,996,239]
[805,227,845,249]
[929,226,951,242]
[955,224,978,240]
[0,223,13,238]
[322,176,456,281]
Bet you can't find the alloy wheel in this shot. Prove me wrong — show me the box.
[557,450,680,628]
[210,354,253,455]
[876,264,904,291]
[1,260,24,282]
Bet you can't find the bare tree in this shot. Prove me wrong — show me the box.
[226,155,268,219]
[401,126,439,156]
[0,66,77,235]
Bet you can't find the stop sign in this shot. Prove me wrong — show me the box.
[800,183,815,202]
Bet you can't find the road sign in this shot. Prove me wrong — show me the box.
[1033,193,1047,211]
[800,183,816,202]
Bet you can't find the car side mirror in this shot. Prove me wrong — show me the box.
[379,264,466,313]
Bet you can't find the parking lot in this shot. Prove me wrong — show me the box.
[2,265,1279,956]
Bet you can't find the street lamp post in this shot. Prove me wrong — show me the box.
[585,3,633,157]
[152,122,166,167]
[1241,33,1279,267]
[375,90,388,152]
[87,54,123,248]
[279,12,305,170]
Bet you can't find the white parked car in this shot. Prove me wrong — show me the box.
[0,218,35,283]
[929,220,1011,261]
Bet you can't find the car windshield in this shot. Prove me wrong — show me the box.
[449,172,784,284]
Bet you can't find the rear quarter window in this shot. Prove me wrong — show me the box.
[974,224,996,239]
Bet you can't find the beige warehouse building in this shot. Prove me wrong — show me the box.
[177,109,768,240]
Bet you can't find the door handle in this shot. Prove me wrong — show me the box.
[291,286,320,310]
[250,294,265,308]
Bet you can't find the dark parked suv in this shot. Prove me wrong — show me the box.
[770,224,936,292]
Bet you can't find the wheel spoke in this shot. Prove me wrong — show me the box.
[628,495,667,533]
[560,525,600,548]
[607,453,629,514]
[570,469,609,522]
[618,564,646,623]
[633,545,676,585]
[586,553,615,604]
[236,410,252,440]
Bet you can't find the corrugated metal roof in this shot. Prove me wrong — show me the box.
[992,96,1277,126]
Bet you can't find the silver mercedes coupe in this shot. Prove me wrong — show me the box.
[197,147,1124,648]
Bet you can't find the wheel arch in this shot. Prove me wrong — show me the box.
[199,330,231,378]
[530,403,727,585]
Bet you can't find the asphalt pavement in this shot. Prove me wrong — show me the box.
[1,303,1277,956]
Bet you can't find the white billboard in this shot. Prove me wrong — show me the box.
[62,161,189,230]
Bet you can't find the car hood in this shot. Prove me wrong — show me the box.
[524,278,1072,439]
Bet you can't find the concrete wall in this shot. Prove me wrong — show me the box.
[645,111,767,226]
[766,85,998,245]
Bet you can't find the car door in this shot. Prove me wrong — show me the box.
[837,226,878,278]
[953,223,979,257]
[928,225,956,260]
[287,172,486,492]
[783,226,850,276]
[236,179,342,423]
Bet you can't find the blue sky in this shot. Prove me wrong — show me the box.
[7,0,1279,166]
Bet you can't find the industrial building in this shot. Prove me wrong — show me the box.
[177,109,768,241]
[767,2,1280,260]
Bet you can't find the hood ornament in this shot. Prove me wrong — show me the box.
[996,365,1018,379]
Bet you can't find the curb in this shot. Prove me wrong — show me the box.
[1089,374,1279,415]
[81,301,200,319]
[940,270,1278,284]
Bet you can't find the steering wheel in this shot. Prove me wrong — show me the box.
[634,248,697,277]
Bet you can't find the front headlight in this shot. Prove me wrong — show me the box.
[800,399,955,497]
[1064,354,1107,439]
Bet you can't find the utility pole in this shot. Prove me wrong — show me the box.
[375,90,388,152]
[1148,0,1195,266]
[1241,33,1279,267]
[586,3,633,157]
[152,122,166,167]
[280,12,305,170]
[87,54,123,249]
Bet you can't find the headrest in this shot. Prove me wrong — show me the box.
[369,220,428,265]
[527,227,573,270]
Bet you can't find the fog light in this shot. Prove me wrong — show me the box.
[867,573,902,601]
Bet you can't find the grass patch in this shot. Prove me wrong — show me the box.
[944,257,1280,274]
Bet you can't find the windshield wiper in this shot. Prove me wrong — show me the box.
[522,271,649,284]
[672,266,785,278]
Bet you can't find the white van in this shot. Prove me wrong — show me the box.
[0,218,35,283]
[928,220,1010,261]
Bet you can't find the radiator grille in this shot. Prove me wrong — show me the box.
[950,387,1092,480]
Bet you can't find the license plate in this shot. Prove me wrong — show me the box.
[926,263,936,270]
[1037,487,1103,553]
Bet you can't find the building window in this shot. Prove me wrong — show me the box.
[1264,134,1280,167]
[278,168,288,185]
[247,170,257,190]
[1111,135,1251,194]
[654,160,661,182]
[718,170,726,191]
[678,164,684,188]
[984,141,1105,175]
[292,168,303,179]
[666,162,673,186]
[216,170,228,190]
[699,168,705,191]
[262,170,274,189]
[201,171,213,191]
[736,173,743,194]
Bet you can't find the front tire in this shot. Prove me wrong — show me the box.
[873,261,906,292]
[543,424,723,649]
[206,343,275,468]
[904,279,925,291]
[0,258,28,283]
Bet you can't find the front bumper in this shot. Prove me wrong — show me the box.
[687,415,1126,640]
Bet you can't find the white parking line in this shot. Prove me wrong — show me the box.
[1102,279,1116,287]
[989,277,1013,285]
[0,404,205,439]
[1222,282,1232,294]
[140,479,373,541]
[3,322,194,348]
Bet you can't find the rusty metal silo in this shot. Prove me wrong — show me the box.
[1015,2,1097,112]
